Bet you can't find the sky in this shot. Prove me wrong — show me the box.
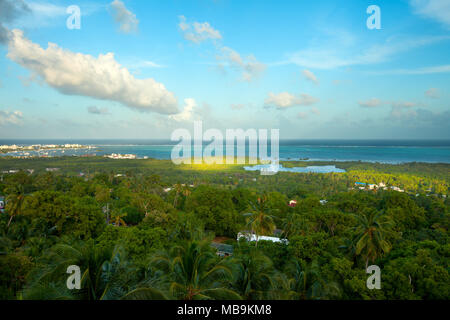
[0,0,449,140]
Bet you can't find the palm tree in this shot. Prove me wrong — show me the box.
[173,183,184,208]
[111,209,127,227]
[150,240,241,300]
[244,195,276,246]
[172,183,192,208]
[352,210,393,268]
[281,213,309,238]
[182,186,191,197]
[22,240,132,300]
[95,185,111,224]
[5,184,26,228]
[276,260,340,300]
[230,249,274,300]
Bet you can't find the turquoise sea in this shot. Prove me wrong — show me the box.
[0,139,449,164]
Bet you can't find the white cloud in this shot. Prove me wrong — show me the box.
[302,69,319,84]
[285,35,450,69]
[88,106,110,115]
[7,29,178,114]
[358,98,383,108]
[265,92,319,109]
[410,0,450,28]
[0,110,23,126]
[359,99,422,109]
[392,101,420,108]
[110,0,139,33]
[370,64,450,75]
[425,87,440,98]
[178,15,222,44]
[390,106,418,120]
[169,98,196,122]
[311,107,320,115]
[26,1,65,17]
[178,15,264,82]
[134,61,164,68]
[387,100,427,121]
[218,47,266,82]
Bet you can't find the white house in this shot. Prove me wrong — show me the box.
[237,232,289,244]
[0,197,5,213]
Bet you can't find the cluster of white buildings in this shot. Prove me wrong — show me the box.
[1,169,19,174]
[0,145,20,150]
[104,153,137,160]
[0,144,89,151]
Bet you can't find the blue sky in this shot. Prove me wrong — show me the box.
[0,0,449,139]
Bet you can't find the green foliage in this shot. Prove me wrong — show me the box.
[185,185,240,237]
[0,157,447,300]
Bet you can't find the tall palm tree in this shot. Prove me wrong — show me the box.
[150,240,241,300]
[352,210,393,268]
[244,195,276,246]
[5,184,26,228]
[172,183,182,207]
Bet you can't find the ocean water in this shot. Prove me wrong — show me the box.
[0,139,449,164]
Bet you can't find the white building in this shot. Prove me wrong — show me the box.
[237,232,289,244]
[104,153,137,160]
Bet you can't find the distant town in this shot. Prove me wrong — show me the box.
[0,144,95,158]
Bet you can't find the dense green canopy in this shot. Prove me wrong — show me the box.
[0,157,448,300]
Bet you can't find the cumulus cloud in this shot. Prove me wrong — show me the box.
[178,15,265,82]
[7,30,178,114]
[178,15,222,43]
[425,87,440,98]
[88,106,110,115]
[410,0,450,28]
[0,110,23,126]
[358,98,384,108]
[302,69,319,85]
[0,0,29,44]
[218,47,266,82]
[169,98,197,122]
[110,0,139,33]
[265,92,319,109]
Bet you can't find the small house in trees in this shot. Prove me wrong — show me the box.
[288,200,297,207]
[0,196,5,213]
[211,242,233,257]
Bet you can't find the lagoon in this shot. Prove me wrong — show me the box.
[243,164,346,173]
